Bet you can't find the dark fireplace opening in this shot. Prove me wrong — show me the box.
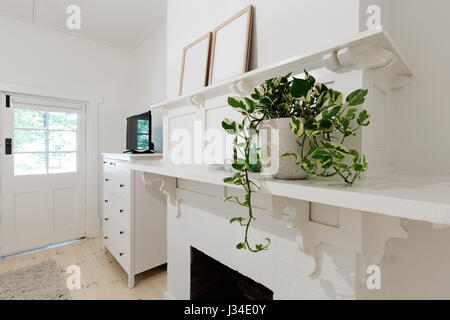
[190,247,274,300]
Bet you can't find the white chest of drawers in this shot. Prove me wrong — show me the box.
[102,154,166,288]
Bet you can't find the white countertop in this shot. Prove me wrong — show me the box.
[102,153,163,161]
[127,160,450,226]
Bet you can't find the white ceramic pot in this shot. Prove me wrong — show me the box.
[260,118,307,180]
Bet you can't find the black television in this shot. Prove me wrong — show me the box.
[125,111,155,154]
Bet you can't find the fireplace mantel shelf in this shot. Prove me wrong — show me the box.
[130,161,450,226]
[150,27,412,113]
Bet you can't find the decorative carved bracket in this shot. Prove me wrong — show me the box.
[268,195,318,276]
[187,95,204,109]
[266,194,411,284]
[230,80,252,96]
[322,44,412,88]
[141,172,177,209]
[357,213,408,284]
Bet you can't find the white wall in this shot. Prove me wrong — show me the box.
[130,22,167,153]
[0,15,131,153]
[388,0,450,173]
[166,0,360,99]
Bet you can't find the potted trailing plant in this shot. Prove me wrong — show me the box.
[222,71,371,253]
[249,73,307,180]
[283,71,370,185]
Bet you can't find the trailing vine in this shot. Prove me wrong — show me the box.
[222,103,269,252]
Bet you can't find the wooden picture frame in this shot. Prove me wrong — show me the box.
[208,5,253,85]
[178,32,212,96]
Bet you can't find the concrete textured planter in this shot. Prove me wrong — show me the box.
[260,118,308,180]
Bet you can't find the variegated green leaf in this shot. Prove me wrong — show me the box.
[346,89,368,107]
[289,116,304,138]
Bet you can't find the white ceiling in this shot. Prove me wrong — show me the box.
[0,0,166,51]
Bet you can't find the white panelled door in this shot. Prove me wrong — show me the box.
[0,95,86,256]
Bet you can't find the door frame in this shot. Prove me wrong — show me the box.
[0,82,103,251]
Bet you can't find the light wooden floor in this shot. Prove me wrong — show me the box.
[0,237,167,300]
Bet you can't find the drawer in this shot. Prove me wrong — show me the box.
[105,228,130,273]
[115,247,130,273]
[105,242,130,273]
[103,192,114,218]
[103,158,129,170]
[103,167,130,200]
[104,194,130,230]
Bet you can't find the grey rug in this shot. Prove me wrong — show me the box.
[0,260,70,300]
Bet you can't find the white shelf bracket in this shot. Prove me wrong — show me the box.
[187,95,204,109]
[268,195,317,276]
[360,214,408,270]
[141,172,177,208]
[230,80,251,96]
[236,80,251,95]
[337,47,357,67]
[322,51,342,72]
[364,45,395,70]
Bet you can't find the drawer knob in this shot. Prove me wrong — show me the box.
[104,236,108,239]
[104,200,109,203]
[120,184,125,188]
[105,178,110,182]
[119,253,124,256]
[119,209,124,213]
[120,231,124,235]
[105,218,109,221]
[103,161,107,164]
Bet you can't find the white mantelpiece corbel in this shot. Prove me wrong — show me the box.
[265,194,408,294]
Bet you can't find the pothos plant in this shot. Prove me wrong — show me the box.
[222,71,371,253]
[283,71,370,185]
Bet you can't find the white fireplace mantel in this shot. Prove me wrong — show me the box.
[129,160,448,299]
[132,162,450,226]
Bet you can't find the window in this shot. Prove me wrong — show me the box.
[14,108,79,176]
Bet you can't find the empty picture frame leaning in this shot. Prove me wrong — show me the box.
[209,5,254,85]
[179,32,212,96]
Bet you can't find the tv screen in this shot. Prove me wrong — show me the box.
[126,111,154,153]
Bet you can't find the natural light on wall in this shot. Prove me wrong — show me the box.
[14,108,79,176]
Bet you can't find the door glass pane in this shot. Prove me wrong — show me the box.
[49,131,77,152]
[14,129,46,152]
[14,153,46,176]
[49,153,77,174]
[48,112,78,130]
[14,109,46,129]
